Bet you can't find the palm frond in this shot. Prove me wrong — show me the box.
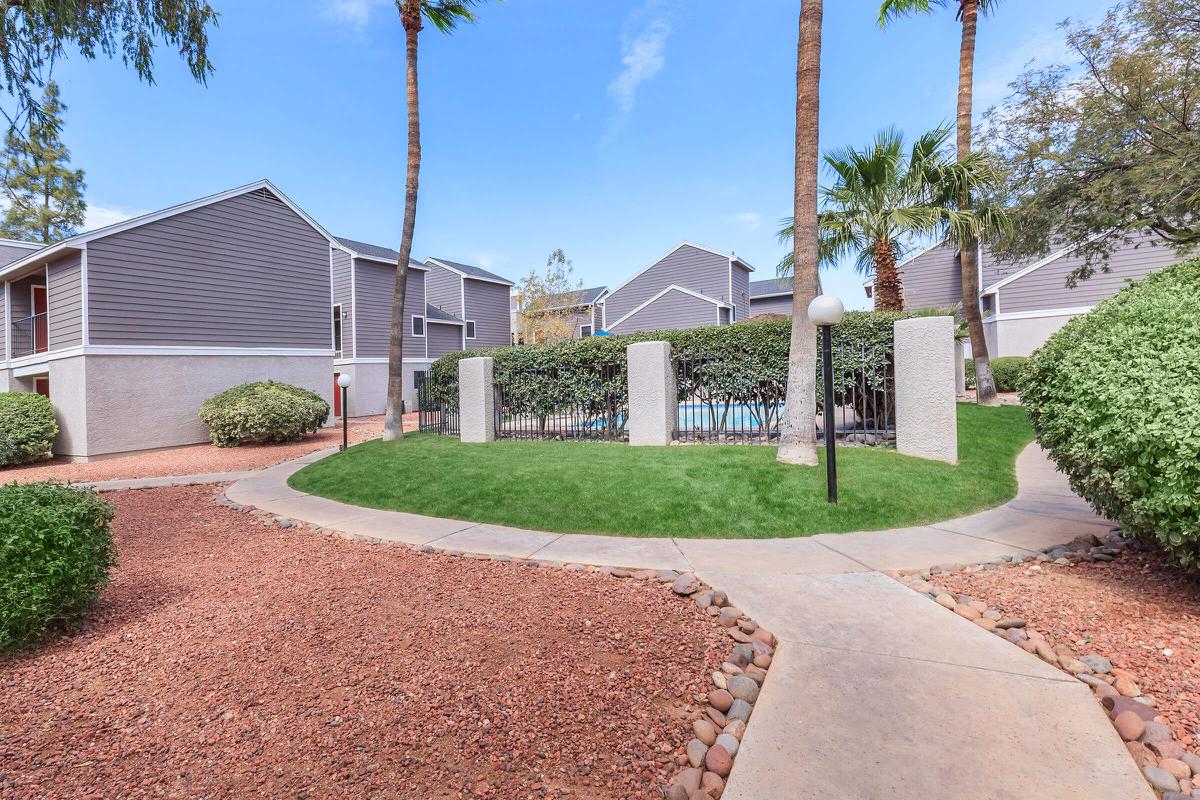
[877,0,947,28]
[416,0,487,33]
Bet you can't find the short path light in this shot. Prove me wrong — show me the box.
[337,372,353,451]
[808,294,845,504]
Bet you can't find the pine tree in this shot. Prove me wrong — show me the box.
[1,82,86,244]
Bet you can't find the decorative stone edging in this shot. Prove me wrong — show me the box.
[891,530,1198,800]
[211,490,775,800]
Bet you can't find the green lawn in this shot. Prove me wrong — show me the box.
[289,404,1033,539]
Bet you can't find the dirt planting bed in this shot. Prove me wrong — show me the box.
[0,485,728,799]
[0,416,392,485]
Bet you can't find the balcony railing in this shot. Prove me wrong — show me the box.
[11,312,48,358]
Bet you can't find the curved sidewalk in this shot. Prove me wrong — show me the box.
[152,444,1155,800]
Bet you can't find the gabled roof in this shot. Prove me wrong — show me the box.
[425,303,465,325]
[749,277,792,298]
[533,285,609,310]
[603,241,754,305]
[607,284,729,331]
[981,236,1104,294]
[0,179,339,281]
[426,257,514,286]
[335,236,427,270]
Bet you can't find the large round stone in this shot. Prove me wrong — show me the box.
[686,738,709,768]
[692,718,718,746]
[727,675,760,704]
[708,689,733,712]
[714,732,740,758]
[673,574,702,595]
[726,699,752,722]
[704,744,733,777]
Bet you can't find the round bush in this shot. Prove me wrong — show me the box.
[1020,258,1200,566]
[198,381,330,448]
[965,356,1028,393]
[1,481,116,650]
[0,391,59,466]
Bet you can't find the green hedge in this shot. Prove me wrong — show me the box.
[964,356,1029,393]
[429,313,925,423]
[198,381,330,447]
[1,481,116,650]
[1020,258,1200,566]
[0,392,58,466]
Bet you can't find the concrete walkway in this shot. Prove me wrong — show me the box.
[117,444,1152,799]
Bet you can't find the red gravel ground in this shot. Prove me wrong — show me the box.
[940,552,1200,748]
[0,415,401,485]
[0,485,727,799]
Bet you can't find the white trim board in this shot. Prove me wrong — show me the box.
[750,291,792,300]
[991,306,1094,322]
[334,357,436,366]
[4,345,336,370]
[606,284,730,331]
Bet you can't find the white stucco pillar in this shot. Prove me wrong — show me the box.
[894,316,958,464]
[458,356,495,444]
[626,341,675,446]
[954,338,966,397]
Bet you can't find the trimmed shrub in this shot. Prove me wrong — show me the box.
[0,391,58,466]
[1020,258,1200,566]
[198,381,330,447]
[964,356,1028,393]
[1,481,116,650]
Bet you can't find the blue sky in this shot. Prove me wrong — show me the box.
[45,0,1099,310]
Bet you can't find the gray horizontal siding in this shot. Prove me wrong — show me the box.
[47,252,83,350]
[86,190,333,348]
[354,260,425,360]
[731,264,751,321]
[332,248,353,358]
[425,263,462,317]
[605,245,733,325]
[0,242,40,268]
[900,244,962,310]
[0,282,4,360]
[750,295,793,316]
[1000,232,1181,314]
[426,321,463,358]
[464,278,512,348]
[609,288,722,334]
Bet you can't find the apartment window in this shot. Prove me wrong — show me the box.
[412,315,426,337]
[465,320,477,339]
[332,305,343,356]
[580,324,593,338]
[982,293,997,316]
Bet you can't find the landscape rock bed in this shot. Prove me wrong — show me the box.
[1,484,740,800]
[892,530,1200,799]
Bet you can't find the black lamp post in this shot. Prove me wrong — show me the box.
[337,372,353,451]
[808,294,845,504]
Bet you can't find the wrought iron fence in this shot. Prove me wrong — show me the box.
[494,359,628,441]
[416,373,460,435]
[674,342,896,445]
[10,312,47,358]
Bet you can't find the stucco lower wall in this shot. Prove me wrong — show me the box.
[334,360,431,417]
[991,314,1082,357]
[50,353,335,459]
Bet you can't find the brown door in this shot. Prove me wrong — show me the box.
[34,378,50,398]
[333,373,341,417]
[32,285,48,353]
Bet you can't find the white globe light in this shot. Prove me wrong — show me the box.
[337,373,353,389]
[808,294,845,327]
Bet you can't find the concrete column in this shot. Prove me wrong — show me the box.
[458,356,495,443]
[954,339,966,397]
[894,316,958,464]
[626,341,675,446]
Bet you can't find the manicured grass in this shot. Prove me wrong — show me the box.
[289,404,1033,539]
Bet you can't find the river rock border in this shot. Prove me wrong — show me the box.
[890,530,1199,800]
[212,490,774,800]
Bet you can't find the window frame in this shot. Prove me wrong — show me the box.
[579,323,593,338]
[332,304,343,357]
[465,320,477,340]
[411,314,426,337]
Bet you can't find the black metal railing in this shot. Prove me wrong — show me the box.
[10,312,48,358]
[673,342,896,446]
[494,360,628,441]
[416,373,460,435]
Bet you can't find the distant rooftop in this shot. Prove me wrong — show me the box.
[425,303,464,324]
[750,277,792,297]
[428,257,514,286]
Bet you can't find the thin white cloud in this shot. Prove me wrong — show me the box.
[84,203,144,231]
[323,0,387,34]
[607,2,677,125]
[469,252,507,270]
[975,25,1075,112]
[729,212,763,232]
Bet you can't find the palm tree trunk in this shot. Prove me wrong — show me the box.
[383,5,423,440]
[777,0,822,466]
[956,0,998,405]
[872,239,903,311]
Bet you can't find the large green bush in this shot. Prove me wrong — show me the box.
[964,356,1029,392]
[1,481,116,650]
[1020,258,1200,566]
[0,391,58,466]
[198,381,330,447]
[428,313,925,428]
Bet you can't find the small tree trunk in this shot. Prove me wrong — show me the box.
[872,239,903,311]
[955,0,998,405]
[778,0,823,466]
[384,6,423,440]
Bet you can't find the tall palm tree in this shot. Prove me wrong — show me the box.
[384,0,487,441]
[878,0,1002,404]
[776,127,1006,312]
[777,0,823,467]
